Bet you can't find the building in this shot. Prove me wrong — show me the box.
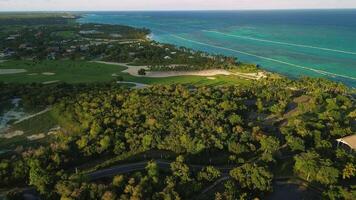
[337,134,356,151]
[164,56,172,60]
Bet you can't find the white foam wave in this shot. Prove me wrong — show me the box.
[204,30,356,56]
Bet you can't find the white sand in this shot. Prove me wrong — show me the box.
[27,133,46,141]
[95,61,267,80]
[42,72,56,76]
[0,130,24,139]
[43,80,59,85]
[0,69,27,75]
[47,126,61,136]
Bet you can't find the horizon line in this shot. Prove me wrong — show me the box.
[1,8,356,12]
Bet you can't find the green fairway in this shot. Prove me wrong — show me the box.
[0,60,251,86]
[0,60,127,83]
[0,110,56,150]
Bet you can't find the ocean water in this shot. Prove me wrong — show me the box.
[78,10,356,87]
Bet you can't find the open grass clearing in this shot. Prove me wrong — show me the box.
[0,110,57,150]
[0,60,252,87]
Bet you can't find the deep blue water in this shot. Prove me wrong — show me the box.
[78,10,356,87]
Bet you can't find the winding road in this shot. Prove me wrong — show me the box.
[88,159,233,180]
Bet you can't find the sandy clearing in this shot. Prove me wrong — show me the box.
[43,80,60,85]
[0,130,24,139]
[207,77,216,80]
[95,61,267,80]
[118,81,148,89]
[0,69,27,75]
[27,133,46,141]
[42,72,56,76]
[145,69,232,78]
[47,126,61,136]
[28,73,38,76]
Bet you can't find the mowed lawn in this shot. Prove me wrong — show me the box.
[0,60,251,86]
[0,60,127,83]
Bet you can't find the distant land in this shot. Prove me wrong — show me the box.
[78,10,356,87]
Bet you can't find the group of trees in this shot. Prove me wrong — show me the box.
[1,18,243,72]
[1,76,354,199]
[0,15,355,199]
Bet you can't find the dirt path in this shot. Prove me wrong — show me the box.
[88,159,234,180]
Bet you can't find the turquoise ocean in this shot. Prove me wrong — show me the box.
[78,10,356,87]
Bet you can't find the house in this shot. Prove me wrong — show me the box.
[35,32,43,38]
[164,56,172,60]
[47,52,56,60]
[19,43,33,50]
[110,34,122,38]
[6,34,20,40]
[79,30,100,35]
[4,48,15,57]
[337,135,356,152]
[80,45,89,51]
[171,52,177,55]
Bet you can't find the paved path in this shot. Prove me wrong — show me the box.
[13,107,52,125]
[88,159,234,180]
[117,81,148,89]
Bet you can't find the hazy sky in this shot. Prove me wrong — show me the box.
[1,0,356,11]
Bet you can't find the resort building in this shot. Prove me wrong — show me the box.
[337,135,356,152]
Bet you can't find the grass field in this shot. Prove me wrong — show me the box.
[0,60,251,86]
[0,110,56,150]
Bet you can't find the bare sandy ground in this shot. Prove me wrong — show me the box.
[27,133,46,141]
[43,80,60,85]
[0,69,27,75]
[42,72,56,76]
[0,130,24,139]
[95,61,266,80]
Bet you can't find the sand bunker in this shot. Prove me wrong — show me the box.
[0,130,24,139]
[145,69,231,78]
[207,77,216,80]
[43,80,59,85]
[95,61,267,80]
[0,69,27,75]
[28,73,38,76]
[42,72,56,76]
[27,133,46,141]
[47,126,61,136]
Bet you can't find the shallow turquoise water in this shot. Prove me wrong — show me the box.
[78,10,356,87]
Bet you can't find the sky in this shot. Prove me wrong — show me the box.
[0,0,356,11]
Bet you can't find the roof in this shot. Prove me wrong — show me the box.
[337,135,356,150]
